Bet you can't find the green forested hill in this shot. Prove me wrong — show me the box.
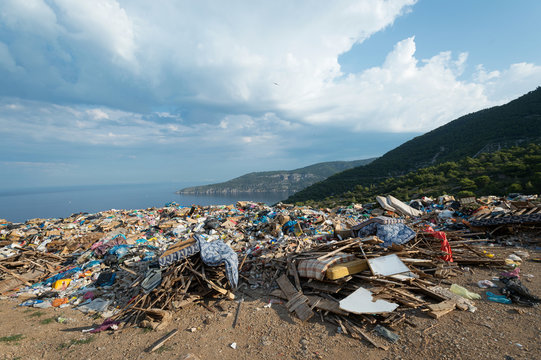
[306,143,541,207]
[287,87,541,203]
[177,158,375,194]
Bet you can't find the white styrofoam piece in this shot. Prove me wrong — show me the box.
[368,254,410,276]
[339,287,398,314]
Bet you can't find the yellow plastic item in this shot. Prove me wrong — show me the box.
[505,259,521,267]
[483,250,494,258]
[449,284,481,300]
[52,279,71,290]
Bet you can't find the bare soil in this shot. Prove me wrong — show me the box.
[1,245,541,360]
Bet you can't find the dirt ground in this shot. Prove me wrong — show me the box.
[1,245,541,360]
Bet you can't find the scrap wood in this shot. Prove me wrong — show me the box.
[186,263,235,300]
[409,283,447,302]
[336,317,348,335]
[386,287,426,306]
[276,274,314,321]
[286,257,302,291]
[426,299,456,319]
[341,319,389,351]
[427,286,475,311]
[306,295,348,316]
[0,264,32,286]
[270,289,348,316]
[147,328,178,353]
[304,280,343,294]
[317,238,362,261]
[232,298,243,328]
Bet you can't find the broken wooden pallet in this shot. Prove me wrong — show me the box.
[276,274,314,321]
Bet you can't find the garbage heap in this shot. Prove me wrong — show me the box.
[0,194,540,348]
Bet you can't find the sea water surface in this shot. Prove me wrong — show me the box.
[0,183,292,222]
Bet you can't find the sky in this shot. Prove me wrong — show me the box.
[1,0,541,189]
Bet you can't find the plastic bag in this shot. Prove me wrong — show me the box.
[450,284,481,300]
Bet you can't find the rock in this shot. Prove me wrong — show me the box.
[180,354,201,360]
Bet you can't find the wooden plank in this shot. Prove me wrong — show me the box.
[410,283,448,302]
[427,299,456,319]
[288,258,302,291]
[270,289,348,316]
[306,295,348,316]
[342,320,388,351]
[427,299,457,312]
[305,280,343,294]
[276,274,299,299]
[276,274,314,322]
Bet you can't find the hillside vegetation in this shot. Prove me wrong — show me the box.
[177,158,375,194]
[287,87,541,203]
[300,143,541,207]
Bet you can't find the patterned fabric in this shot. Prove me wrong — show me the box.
[297,254,357,280]
[469,209,541,227]
[355,222,415,248]
[194,234,239,289]
[158,238,199,267]
[351,216,404,231]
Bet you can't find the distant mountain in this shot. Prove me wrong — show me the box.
[287,87,541,203]
[317,143,541,207]
[177,159,376,195]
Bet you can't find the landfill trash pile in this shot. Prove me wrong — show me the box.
[1,194,540,349]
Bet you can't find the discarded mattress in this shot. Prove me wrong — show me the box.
[376,195,423,217]
[297,253,357,281]
[469,206,541,227]
[159,237,199,267]
[353,217,415,247]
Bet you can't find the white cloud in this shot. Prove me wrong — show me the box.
[277,36,541,132]
[0,0,418,109]
[87,109,110,120]
[1,0,540,138]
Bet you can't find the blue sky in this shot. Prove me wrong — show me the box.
[1,0,541,189]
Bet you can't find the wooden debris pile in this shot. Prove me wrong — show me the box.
[115,255,234,330]
[264,234,504,349]
[0,248,65,294]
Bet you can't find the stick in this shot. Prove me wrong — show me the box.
[232,298,244,328]
[147,329,178,352]
[0,264,32,286]
[317,241,358,261]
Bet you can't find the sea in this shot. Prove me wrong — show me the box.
[0,183,293,223]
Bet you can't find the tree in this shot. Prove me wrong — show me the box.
[475,175,491,187]
[460,178,477,190]
[508,183,522,192]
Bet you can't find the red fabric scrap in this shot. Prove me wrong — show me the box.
[425,226,453,262]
